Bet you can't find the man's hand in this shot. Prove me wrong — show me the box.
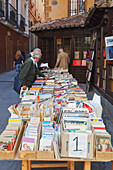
[45,77,50,80]
[22,86,27,90]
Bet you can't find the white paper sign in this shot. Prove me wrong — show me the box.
[69,133,88,158]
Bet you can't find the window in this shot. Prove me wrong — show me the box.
[71,0,77,16]
[73,37,91,66]
[71,0,85,15]
[79,0,85,13]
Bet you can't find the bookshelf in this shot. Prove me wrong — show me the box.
[94,30,107,93]
[106,60,113,104]
[86,32,96,92]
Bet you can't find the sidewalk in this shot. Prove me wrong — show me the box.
[0,71,113,170]
[0,70,21,170]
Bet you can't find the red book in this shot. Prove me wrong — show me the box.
[73,60,81,66]
[93,127,105,130]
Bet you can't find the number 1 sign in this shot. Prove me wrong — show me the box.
[69,133,88,158]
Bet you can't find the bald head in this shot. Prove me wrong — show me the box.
[59,48,63,53]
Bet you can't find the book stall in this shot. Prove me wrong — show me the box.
[1,68,113,170]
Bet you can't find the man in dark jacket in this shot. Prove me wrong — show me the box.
[19,49,48,89]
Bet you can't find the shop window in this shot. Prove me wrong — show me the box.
[73,37,91,66]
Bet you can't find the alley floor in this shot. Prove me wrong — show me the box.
[0,70,113,170]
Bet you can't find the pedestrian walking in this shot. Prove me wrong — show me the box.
[54,48,70,69]
[13,50,24,77]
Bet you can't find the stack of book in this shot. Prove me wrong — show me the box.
[43,85,54,93]
[39,121,55,151]
[21,117,40,151]
[0,118,21,151]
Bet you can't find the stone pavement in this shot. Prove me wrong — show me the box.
[0,70,113,170]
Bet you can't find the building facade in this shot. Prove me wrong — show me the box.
[0,0,29,73]
[29,0,45,51]
[44,0,96,22]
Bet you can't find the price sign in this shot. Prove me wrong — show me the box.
[69,133,88,158]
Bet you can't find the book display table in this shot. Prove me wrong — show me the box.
[18,158,113,170]
[1,69,113,170]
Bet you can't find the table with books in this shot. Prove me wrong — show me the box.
[1,69,113,170]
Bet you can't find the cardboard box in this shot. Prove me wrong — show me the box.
[61,126,94,159]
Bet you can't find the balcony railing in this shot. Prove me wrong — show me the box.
[18,14,25,31]
[0,0,4,17]
[8,3,18,25]
[0,2,26,32]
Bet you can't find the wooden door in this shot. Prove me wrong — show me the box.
[6,35,13,71]
[39,37,54,68]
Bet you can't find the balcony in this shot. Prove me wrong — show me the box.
[0,0,4,17]
[7,3,18,26]
[18,14,25,31]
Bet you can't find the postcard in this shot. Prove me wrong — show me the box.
[74,51,79,59]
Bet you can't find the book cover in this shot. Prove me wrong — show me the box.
[96,134,111,152]
[74,51,79,59]
[82,60,86,66]
[83,51,87,59]
[73,60,81,66]
[91,51,94,60]
[97,75,100,87]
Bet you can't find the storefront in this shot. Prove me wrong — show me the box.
[31,2,113,105]
[31,13,91,83]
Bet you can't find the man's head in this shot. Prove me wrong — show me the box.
[33,48,42,57]
[33,50,41,62]
[59,48,63,53]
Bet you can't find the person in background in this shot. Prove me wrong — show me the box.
[25,48,34,61]
[21,50,26,62]
[54,48,70,69]
[13,50,24,77]
[19,49,49,90]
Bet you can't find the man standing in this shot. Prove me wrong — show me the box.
[19,49,48,90]
[55,48,70,69]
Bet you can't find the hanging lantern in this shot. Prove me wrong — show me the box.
[51,0,58,5]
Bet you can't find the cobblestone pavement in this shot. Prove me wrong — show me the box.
[0,71,113,170]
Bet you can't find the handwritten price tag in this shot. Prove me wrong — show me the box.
[69,133,88,158]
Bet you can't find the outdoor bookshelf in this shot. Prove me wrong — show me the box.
[94,26,107,97]
[106,60,113,104]
[86,32,96,92]
[93,25,113,104]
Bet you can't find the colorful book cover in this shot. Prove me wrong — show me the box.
[91,51,94,60]
[73,60,81,66]
[83,51,87,59]
[82,60,86,66]
[74,51,79,59]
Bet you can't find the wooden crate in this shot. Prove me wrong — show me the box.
[37,150,55,159]
[0,123,24,160]
[36,121,55,160]
[18,123,41,159]
[96,150,113,160]
[96,145,113,160]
